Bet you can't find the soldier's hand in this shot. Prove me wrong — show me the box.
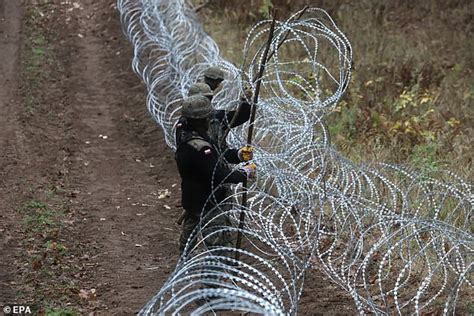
[242,162,257,180]
[238,145,254,162]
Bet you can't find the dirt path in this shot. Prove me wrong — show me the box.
[0,0,23,305]
[0,0,181,313]
[63,1,181,314]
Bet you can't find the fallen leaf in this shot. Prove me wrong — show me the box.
[146,266,160,270]
[158,189,170,199]
[32,259,42,270]
[79,288,97,300]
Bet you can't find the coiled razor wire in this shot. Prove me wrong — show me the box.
[117,0,473,314]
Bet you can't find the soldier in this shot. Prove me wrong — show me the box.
[188,82,214,100]
[179,66,253,148]
[203,66,225,91]
[175,95,257,255]
[203,66,253,151]
[176,81,253,158]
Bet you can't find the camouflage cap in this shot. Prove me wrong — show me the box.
[203,66,225,80]
[188,82,213,97]
[181,95,213,119]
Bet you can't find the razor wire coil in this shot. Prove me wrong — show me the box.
[117,0,473,314]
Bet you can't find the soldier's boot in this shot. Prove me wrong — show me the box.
[178,212,200,255]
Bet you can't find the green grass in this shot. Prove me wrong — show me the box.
[409,142,442,176]
[44,240,68,253]
[25,33,48,74]
[23,7,52,115]
[22,199,62,233]
[258,0,273,19]
[24,200,48,210]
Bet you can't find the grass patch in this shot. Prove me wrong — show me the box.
[25,32,49,79]
[22,6,53,115]
[19,198,78,310]
[22,200,62,232]
[409,142,442,175]
[44,240,68,253]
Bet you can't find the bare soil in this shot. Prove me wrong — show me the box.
[0,1,354,314]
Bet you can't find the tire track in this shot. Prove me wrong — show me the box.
[0,0,23,305]
[60,1,182,313]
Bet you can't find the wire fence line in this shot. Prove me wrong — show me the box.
[117,0,473,314]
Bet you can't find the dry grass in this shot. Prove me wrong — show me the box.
[195,0,473,179]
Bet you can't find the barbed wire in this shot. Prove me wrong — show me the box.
[117,0,473,314]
